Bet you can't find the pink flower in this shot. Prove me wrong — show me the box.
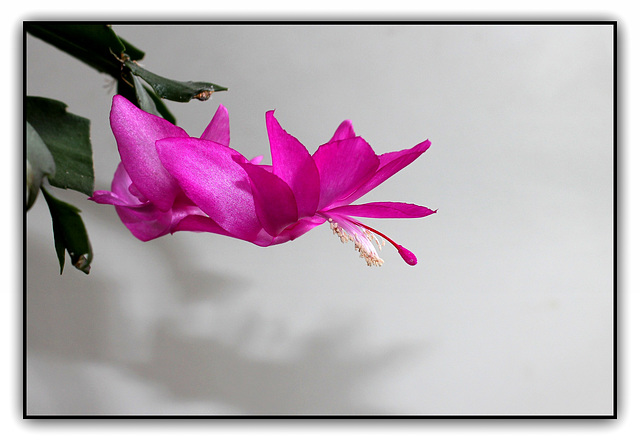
[93,95,436,266]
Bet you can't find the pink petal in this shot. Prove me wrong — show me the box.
[312,136,380,210]
[249,155,264,164]
[200,104,230,146]
[90,163,144,207]
[110,95,188,211]
[337,139,431,206]
[91,164,204,242]
[156,137,263,242]
[239,162,299,237]
[114,204,172,241]
[171,214,230,236]
[111,163,143,204]
[327,120,356,143]
[270,216,327,244]
[378,139,431,171]
[325,202,436,219]
[266,111,320,218]
[89,189,133,207]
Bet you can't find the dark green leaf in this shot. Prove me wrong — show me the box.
[26,23,144,78]
[117,74,177,124]
[26,122,56,210]
[115,36,145,61]
[116,75,139,106]
[41,187,93,274]
[143,85,177,124]
[129,74,177,123]
[125,59,227,102]
[132,74,160,116]
[26,96,94,196]
[27,22,221,120]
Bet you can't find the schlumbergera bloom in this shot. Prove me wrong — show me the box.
[92,95,436,266]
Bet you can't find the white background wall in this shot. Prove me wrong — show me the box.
[25,23,613,416]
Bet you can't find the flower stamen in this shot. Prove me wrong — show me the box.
[328,218,384,267]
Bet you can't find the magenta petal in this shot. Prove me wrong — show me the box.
[266,111,320,217]
[338,139,431,206]
[172,214,230,236]
[156,137,263,242]
[90,164,171,241]
[89,190,132,207]
[110,95,188,211]
[239,162,299,237]
[110,163,143,204]
[91,164,200,241]
[328,120,356,143]
[270,216,327,244]
[200,104,230,146]
[312,136,380,210]
[249,155,264,164]
[325,202,436,219]
[378,139,431,171]
[113,204,173,241]
[90,163,142,207]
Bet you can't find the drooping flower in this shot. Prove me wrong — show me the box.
[156,108,436,266]
[92,95,436,266]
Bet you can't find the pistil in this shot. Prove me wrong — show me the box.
[350,220,418,266]
[326,215,418,266]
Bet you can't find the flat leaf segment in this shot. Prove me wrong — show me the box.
[25,23,144,77]
[42,187,93,274]
[125,59,228,102]
[26,96,94,197]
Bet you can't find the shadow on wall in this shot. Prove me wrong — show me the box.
[26,233,423,415]
[130,319,415,415]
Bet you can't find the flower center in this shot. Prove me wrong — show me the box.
[327,216,417,266]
